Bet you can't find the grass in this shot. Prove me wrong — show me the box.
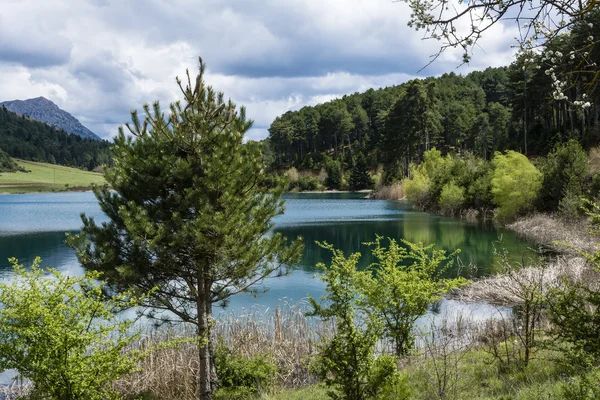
[262,385,328,400]
[259,349,575,400]
[0,159,105,194]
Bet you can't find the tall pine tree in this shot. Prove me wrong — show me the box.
[349,153,373,191]
[67,58,303,399]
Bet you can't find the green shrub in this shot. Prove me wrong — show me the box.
[403,166,431,209]
[296,175,321,191]
[421,148,453,200]
[308,244,409,400]
[357,237,469,357]
[215,343,277,397]
[0,257,141,400]
[439,182,465,216]
[491,151,542,221]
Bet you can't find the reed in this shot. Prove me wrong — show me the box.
[456,256,598,306]
[370,182,404,200]
[508,213,598,254]
[114,302,333,399]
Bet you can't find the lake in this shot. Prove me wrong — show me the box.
[0,192,537,312]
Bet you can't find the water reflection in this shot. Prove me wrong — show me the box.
[275,214,537,277]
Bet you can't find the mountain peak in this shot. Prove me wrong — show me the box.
[0,97,101,141]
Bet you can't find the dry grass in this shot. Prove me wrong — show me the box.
[370,182,404,200]
[216,304,333,388]
[508,213,598,254]
[0,380,32,400]
[114,325,200,399]
[589,146,600,174]
[456,255,600,306]
[113,303,332,400]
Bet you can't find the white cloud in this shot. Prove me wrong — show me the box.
[0,0,519,140]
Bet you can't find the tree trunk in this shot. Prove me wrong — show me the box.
[206,284,218,393]
[197,274,213,400]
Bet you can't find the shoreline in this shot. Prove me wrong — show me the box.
[0,187,95,195]
[286,189,373,194]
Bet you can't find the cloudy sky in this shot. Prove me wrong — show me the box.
[0,0,519,141]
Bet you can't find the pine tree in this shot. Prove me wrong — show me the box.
[349,153,372,191]
[67,58,303,400]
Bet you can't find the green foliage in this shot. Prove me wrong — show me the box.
[67,58,303,398]
[491,151,542,220]
[308,243,409,400]
[357,237,469,356]
[0,257,141,400]
[544,200,600,387]
[325,158,342,189]
[403,165,431,209]
[439,182,465,216]
[561,365,600,400]
[0,106,111,170]
[349,153,373,191]
[295,175,321,191]
[0,147,26,172]
[215,343,277,398]
[538,140,588,214]
[266,16,600,175]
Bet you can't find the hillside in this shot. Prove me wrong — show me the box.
[0,159,105,194]
[0,106,111,170]
[267,11,600,183]
[0,148,25,173]
[0,97,101,141]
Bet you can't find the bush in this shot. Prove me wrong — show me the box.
[491,151,542,221]
[0,257,141,400]
[403,166,431,209]
[215,343,277,397]
[308,244,409,400]
[357,237,469,356]
[294,175,321,191]
[439,182,465,216]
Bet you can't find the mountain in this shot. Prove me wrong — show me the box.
[0,97,102,141]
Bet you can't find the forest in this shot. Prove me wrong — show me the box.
[0,106,112,170]
[266,10,600,187]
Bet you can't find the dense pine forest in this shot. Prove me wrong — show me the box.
[266,12,600,186]
[0,106,111,170]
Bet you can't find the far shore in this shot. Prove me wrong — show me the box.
[0,186,95,195]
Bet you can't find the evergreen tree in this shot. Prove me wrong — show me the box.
[67,58,303,400]
[325,158,342,189]
[349,153,373,191]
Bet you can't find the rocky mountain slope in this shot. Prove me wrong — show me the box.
[0,97,101,141]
